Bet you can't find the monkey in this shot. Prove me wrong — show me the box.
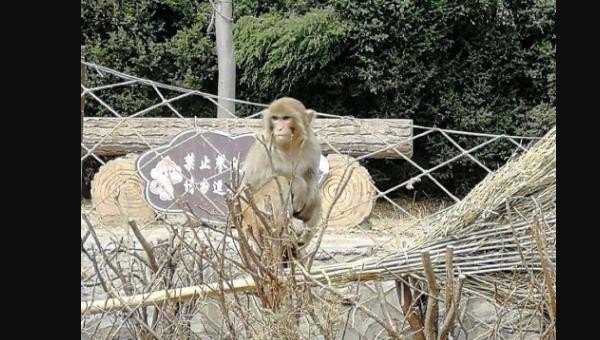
[241,97,322,247]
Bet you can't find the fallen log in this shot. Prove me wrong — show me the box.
[82,117,413,159]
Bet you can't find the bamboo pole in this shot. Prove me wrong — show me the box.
[81,276,255,315]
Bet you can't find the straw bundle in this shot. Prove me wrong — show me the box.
[417,127,556,244]
[309,216,554,303]
[309,127,556,305]
[319,154,376,228]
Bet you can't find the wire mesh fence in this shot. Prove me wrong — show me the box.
[81,61,555,340]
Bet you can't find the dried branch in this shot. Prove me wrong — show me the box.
[422,251,439,340]
[128,220,159,273]
[376,281,400,337]
[438,275,465,340]
[444,246,454,315]
[396,276,426,340]
[295,261,402,339]
[306,164,355,270]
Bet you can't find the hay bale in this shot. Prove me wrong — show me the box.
[90,154,156,225]
[319,154,376,228]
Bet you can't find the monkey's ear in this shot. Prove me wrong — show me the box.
[305,109,316,124]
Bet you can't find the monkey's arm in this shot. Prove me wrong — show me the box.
[291,164,321,218]
[241,139,279,192]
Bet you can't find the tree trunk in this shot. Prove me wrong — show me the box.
[215,0,235,117]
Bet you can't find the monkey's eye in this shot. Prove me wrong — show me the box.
[271,116,279,121]
[282,116,290,121]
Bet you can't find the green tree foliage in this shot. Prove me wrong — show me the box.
[81,0,216,117]
[81,0,555,196]
[233,9,347,102]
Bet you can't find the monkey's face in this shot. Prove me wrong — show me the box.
[270,113,297,147]
[265,97,315,149]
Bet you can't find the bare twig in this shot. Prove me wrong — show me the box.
[306,164,355,270]
[422,251,439,340]
[396,276,426,340]
[295,260,402,339]
[128,220,159,273]
[438,275,465,340]
[376,281,400,337]
[444,246,454,315]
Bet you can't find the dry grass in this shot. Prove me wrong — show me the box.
[369,196,450,231]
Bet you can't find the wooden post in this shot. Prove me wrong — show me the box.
[215,0,236,117]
